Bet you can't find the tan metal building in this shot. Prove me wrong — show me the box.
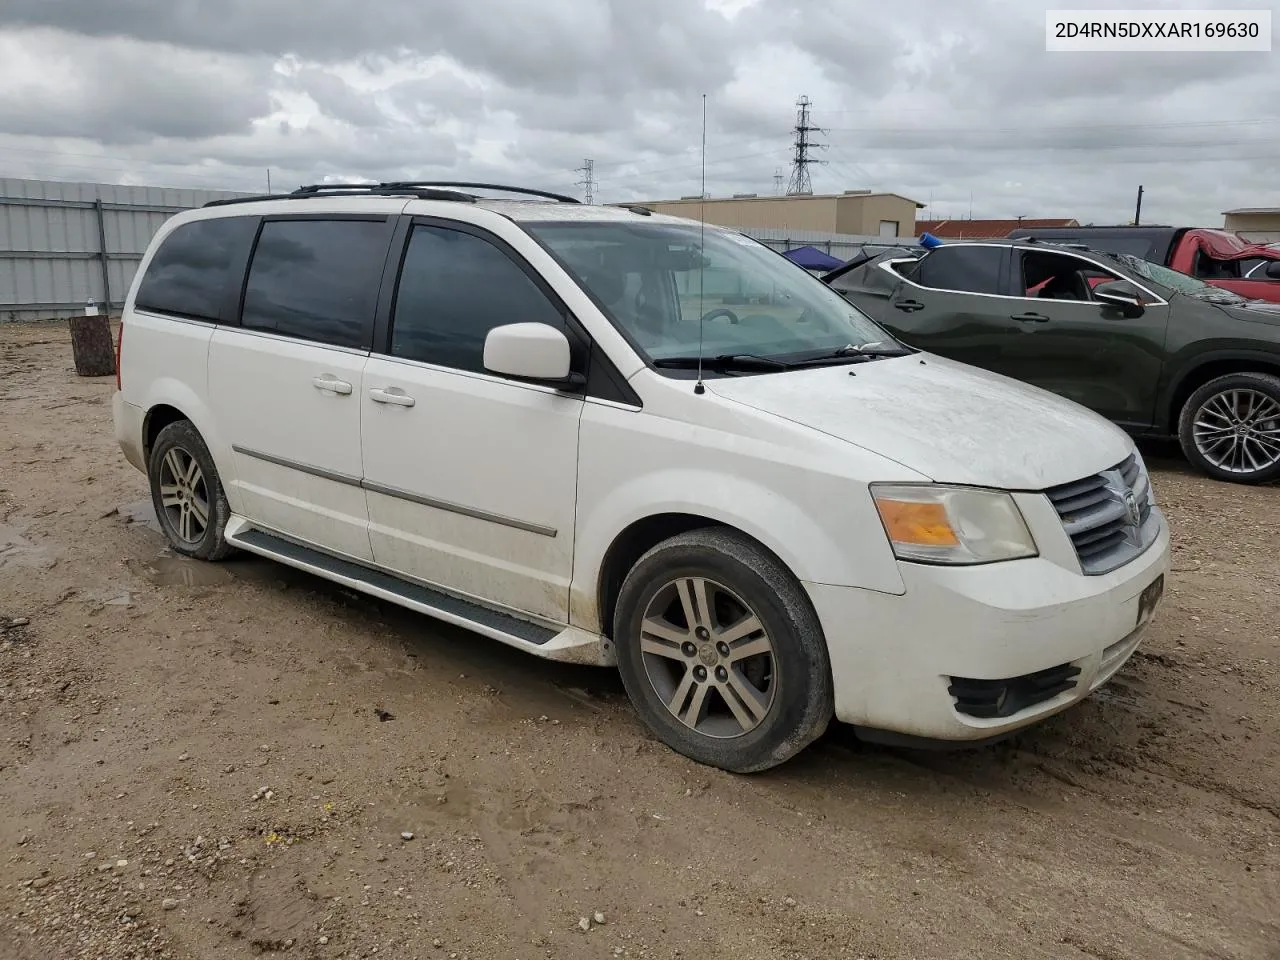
[616,190,925,238]
[1223,208,1280,243]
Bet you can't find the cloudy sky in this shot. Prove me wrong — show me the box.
[0,0,1275,226]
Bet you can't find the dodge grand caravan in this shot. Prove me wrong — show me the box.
[112,182,1170,772]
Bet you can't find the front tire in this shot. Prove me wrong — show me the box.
[147,420,233,560]
[613,528,834,773]
[1178,372,1280,484]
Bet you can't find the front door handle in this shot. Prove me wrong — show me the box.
[1011,312,1050,323]
[894,299,926,312]
[369,387,416,407]
[312,375,353,395]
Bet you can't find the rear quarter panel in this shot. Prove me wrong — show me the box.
[119,311,225,481]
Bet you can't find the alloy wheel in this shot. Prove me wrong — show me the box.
[638,576,777,738]
[1192,388,1280,475]
[158,446,211,544]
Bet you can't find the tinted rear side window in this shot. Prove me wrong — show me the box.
[134,216,258,322]
[241,219,389,349]
[390,224,564,373]
[913,246,1008,294]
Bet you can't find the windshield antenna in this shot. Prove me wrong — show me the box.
[695,93,708,396]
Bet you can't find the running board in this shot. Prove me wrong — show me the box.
[223,518,610,666]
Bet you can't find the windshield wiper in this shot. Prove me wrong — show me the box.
[652,353,794,371]
[791,342,913,365]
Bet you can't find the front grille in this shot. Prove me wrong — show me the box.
[948,663,1081,719]
[1045,453,1157,575]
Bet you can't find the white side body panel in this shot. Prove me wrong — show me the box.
[360,355,583,623]
[207,327,373,561]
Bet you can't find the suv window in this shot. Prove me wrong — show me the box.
[1018,249,1122,301]
[240,219,389,349]
[912,246,1006,294]
[390,224,564,373]
[134,216,258,322]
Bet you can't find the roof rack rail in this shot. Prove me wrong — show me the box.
[381,181,581,204]
[202,193,289,208]
[290,183,477,202]
[202,180,579,209]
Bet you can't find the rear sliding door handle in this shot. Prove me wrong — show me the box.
[1011,312,1050,323]
[369,387,416,407]
[312,375,353,394]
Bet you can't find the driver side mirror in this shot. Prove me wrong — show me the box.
[1093,280,1146,318]
[1265,261,1280,280]
[483,323,584,389]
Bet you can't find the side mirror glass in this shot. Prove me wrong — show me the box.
[482,322,581,387]
[1093,279,1146,317]
[1264,261,1280,280]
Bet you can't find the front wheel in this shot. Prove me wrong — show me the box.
[613,528,834,773]
[1178,372,1280,484]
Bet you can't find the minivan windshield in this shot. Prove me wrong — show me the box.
[524,221,894,370]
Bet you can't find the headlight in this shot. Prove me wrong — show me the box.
[871,484,1037,565]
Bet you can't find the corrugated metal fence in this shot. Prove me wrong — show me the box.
[0,177,249,322]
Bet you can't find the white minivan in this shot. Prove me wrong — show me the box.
[112,182,1170,772]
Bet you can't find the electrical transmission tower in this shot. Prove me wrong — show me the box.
[773,169,785,195]
[576,158,596,204]
[786,96,826,196]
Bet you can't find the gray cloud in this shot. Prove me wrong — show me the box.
[290,69,390,129]
[0,29,272,145]
[0,0,1275,226]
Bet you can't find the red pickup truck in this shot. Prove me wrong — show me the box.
[1007,225,1280,303]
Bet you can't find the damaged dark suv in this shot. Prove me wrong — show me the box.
[825,238,1280,484]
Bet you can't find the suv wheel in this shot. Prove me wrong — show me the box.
[1178,372,1280,484]
[148,420,233,560]
[613,528,833,773]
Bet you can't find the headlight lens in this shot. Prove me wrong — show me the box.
[871,484,1037,564]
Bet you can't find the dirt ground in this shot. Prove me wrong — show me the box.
[1,320,1277,960]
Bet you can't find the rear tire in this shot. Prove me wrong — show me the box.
[1177,372,1280,484]
[148,420,234,561]
[613,528,834,773]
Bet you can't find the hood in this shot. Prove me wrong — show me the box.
[707,354,1132,490]
[1223,299,1280,321]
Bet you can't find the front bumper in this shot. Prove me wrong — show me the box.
[112,392,146,473]
[805,508,1171,742]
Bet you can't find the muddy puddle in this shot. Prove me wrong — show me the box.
[0,521,54,571]
[116,500,290,589]
[116,499,162,534]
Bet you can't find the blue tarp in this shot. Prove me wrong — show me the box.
[782,245,844,270]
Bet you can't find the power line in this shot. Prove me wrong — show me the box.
[786,95,826,196]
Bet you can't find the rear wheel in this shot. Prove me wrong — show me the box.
[1178,372,1280,484]
[148,420,233,560]
[613,528,833,773]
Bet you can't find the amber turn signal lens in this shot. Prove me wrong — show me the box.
[874,497,960,547]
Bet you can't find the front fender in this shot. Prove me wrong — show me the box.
[571,466,906,633]
[1158,344,1280,431]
